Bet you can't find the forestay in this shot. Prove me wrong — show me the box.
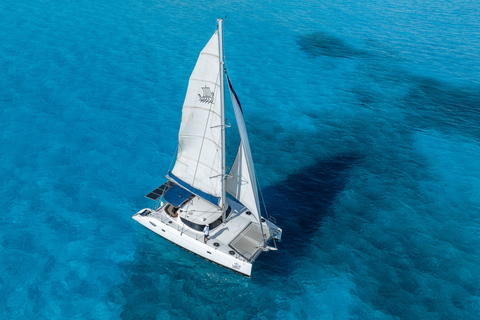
[171,32,223,205]
[225,76,264,236]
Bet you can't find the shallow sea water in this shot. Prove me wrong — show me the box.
[1,0,480,319]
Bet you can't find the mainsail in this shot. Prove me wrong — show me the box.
[225,76,263,231]
[170,32,223,206]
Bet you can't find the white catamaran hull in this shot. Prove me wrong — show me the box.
[133,208,254,276]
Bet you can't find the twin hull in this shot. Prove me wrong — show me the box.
[132,211,253,276]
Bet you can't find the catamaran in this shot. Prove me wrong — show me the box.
[132,19,282,277]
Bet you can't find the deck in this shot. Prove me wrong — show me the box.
[146,196,278,262]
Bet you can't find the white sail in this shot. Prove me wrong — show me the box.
[171,32,223,203]
[225,76,263,230]
[227,144,261,220]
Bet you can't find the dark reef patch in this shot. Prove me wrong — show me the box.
[297,31,366,58]
[401,76,480,137]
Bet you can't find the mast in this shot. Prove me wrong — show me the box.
[218,18,227,221]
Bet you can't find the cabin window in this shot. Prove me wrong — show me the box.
[180,217,204,232]
[209,206,231,229]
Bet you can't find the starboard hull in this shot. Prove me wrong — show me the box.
[133,209,254,277]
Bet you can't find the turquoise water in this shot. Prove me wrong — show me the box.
[1,0,480,319]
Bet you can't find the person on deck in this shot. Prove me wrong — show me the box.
[203,224,209,244]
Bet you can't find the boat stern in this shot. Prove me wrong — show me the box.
[132,208,153,220]
[273,227,282,242]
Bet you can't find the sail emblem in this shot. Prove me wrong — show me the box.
[198,86,215,104]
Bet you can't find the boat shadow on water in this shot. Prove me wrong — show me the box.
[256,153,362,276]
[107,154,362,319]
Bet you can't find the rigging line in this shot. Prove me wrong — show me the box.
[180,209,219,213]
[257,177,269,218]
[168,145,179,172]
[256,176,268,243]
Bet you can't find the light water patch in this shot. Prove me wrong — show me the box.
[415,129,480,228]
